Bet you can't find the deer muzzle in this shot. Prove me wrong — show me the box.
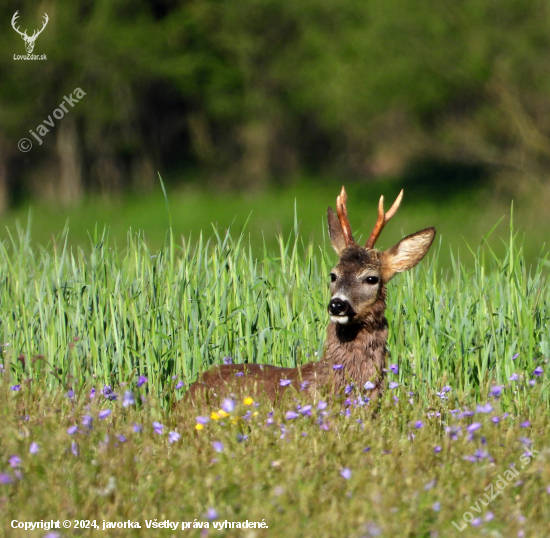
[328,297,355,324]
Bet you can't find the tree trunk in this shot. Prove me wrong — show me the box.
[239,122,272,189]
[0,151,8,214]
[56,117,83,205]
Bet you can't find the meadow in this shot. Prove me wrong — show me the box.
[1,204,550,537]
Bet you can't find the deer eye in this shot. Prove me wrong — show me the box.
[365,276,379,285]
[329,273,337,282]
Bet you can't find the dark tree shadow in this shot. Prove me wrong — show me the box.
[400,158,488,202]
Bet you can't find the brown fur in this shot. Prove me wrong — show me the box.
[186,188,435,405]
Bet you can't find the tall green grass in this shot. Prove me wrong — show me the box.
[0,218,548,410]
[2,219,550,537]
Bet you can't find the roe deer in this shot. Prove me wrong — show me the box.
[187,187,435,403]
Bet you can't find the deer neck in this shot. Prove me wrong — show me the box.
[322,289,388,393]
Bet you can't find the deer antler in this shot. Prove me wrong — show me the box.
[336,186,354,246]
[365,189,403,249]
[11,11,26,37]
[31,13,49,39]
[11,11,48,38]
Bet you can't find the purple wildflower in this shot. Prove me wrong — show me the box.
[0,473,13,484]
[196,416,209,425]
[529,379,536,386]
[223,356,233,364]
[71,441,79,456]
[29,442,39,454]
[434,445,442,453]
[10,385,20,391]
[332,364,343,370]
[364,381,376,390]
[474,449,489,460]
[82,415,93,429]
[122,390,135,407]
[520,437,533,446]
[152,421,165,434]
[533,366,544,377]
[340,468,352,480]
[212,441,224,453]
[344,384,354,395]
[168,431,180,444]
[491,416,500,424]
[137,375,148,387]
[285,411,299,420]
[221,398,235,413]
[521,420,531,428]
[389,381,399,389]
[133,423,142,433]
[509,373,519,381]
[8,455,21,468]
[424,479,436,490]
[102,385,117,401]
[363,446,371,452]
[415,421,424,429]
[98,409,111,420]
[317,401,327,411]
[300,405,312,416]
[477,403,493,414]
[300,380,310,391]
[432,502,441,512]
[117,434,127,443]
[446,425,462,440]
[512,353,519,360]
[235,371,244,377]
[236,433,248,442]
[89,387,96,399]
[175,381,184,389]
[471,518,482,527]
[390,364,398,374]
[280,379,291,387]
[485,512,494,522]
[206,507,218,520]
[467,422,482,433]
[67,425,78,435]
[65,389,75,399]
[489,386,502,398]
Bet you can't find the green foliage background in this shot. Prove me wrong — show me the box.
[2,0,550,209]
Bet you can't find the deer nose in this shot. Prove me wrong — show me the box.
[328,297,350,316]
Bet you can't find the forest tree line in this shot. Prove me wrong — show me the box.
[1,0,550,212]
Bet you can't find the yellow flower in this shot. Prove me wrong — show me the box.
[218,410,229,418]
[211,411,220,420]
[253,411,259,417]
[243,397,254,405]
[195,423,204,431]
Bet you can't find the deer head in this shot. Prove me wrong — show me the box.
[327,186,435,325]
[12,11,49,54]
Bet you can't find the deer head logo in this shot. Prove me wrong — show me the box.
[11,11,49,54]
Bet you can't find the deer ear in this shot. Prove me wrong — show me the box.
[327,206,347,254]
[380,227,436,282]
